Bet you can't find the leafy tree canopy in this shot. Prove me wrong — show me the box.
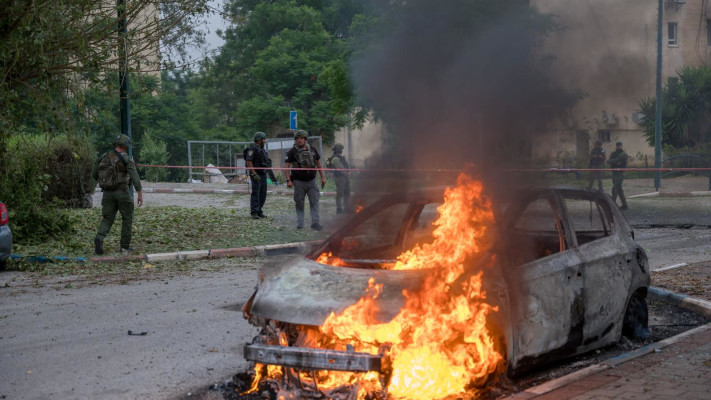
[0,0,210,140]
[639,66,711,154]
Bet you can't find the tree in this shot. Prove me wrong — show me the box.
[0,0,210,139]
[639,66,711,154]
[205,0,368,142]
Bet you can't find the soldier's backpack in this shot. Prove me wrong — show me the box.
[294,144,316,169]
[97,151,127,190]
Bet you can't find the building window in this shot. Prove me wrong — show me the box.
[598,130,611,143]
[668,22,678,46]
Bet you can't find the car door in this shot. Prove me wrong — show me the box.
[561,192,632,346]
[505,192,585,371]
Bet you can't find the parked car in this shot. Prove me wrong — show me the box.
[0,201,12,270]
[242,186,650,395]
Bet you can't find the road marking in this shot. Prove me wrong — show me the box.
[654,262,689,272]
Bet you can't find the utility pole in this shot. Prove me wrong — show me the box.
[118,0,133,160]
[654,0,663,190]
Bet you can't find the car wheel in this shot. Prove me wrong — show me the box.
[0,259,5,271]
[622,292,649,340]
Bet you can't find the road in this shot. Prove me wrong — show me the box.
[1,186,710,400]
[0,263,261,400]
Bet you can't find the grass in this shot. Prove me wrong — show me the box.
[6,193,328,276]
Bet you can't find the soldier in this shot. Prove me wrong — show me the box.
[607,141,629,210]
[245,132,276,219]
[328,143,351,214]
[587,139,606,191]
[284,130,326,230]
[93,134,143,254]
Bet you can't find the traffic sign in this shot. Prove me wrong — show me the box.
[290,111,298,130]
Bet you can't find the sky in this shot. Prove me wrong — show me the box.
[185,0,228,62]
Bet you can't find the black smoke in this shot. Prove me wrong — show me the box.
[350,0,579,181]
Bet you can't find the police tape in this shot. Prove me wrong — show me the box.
[136,164,711,173]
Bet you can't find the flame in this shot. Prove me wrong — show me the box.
[316,251,346,266]
[355,205,364,213]
[252,173,502,399]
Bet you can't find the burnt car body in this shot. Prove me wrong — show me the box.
[243,186,650,378]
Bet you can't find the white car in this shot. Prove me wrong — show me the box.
[242,185,650,398]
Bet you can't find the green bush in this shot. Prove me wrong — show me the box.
[0,134,95,243]
[139,130,170,182]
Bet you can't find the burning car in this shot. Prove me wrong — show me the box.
[241,174,650,400]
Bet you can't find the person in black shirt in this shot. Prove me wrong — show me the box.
[283,130,326,230]
[245,132,275,219]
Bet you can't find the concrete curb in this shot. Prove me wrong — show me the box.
[628,190,711,198]
[99,187,338,196]
[90,240,322,264]
[502,287,711,399]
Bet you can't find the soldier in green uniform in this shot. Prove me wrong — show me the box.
[328,143,351,214]
[587,139,606,191]
[607,141,628,210]
[93,134,144,254]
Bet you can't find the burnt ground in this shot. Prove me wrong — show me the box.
[193,298,708,400]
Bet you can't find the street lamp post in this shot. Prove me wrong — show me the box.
[654,0,663,190]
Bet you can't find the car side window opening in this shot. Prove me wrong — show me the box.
[562,197,612,246]
[402,202,440,251]
[510,197,567,264]
[336,203,411,260]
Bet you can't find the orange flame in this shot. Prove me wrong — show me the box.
[254,173,502,399]
[316,251,346,266]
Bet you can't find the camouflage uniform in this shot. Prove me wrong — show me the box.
[285,131,323,229]
[587,140,606,191]
[607,142,628,209]
[329,144,350,214]
[93,135,143,252]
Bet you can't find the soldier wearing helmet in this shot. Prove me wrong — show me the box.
[327,143,350,214]
[245,131,276,219]
[607,141,629,210]
[587,139,606,191]
[284,130,326,230]
[92,133,143,255]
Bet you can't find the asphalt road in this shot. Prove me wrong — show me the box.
[0,263,261,400]
[1,184,710,400]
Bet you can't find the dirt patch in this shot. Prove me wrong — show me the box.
[652,261,711,301]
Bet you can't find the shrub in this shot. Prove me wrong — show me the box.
[139,130,170,182]
[0,134,95,243]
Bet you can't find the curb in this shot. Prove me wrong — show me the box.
[501,287,711,399]
[629,190,711,198]
[90,240,321,263]
[99,187,338,196]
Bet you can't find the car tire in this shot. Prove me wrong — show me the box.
[0,259,5,271]
[622,292,649,340]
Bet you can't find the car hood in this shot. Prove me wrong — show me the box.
[249,255,430,326]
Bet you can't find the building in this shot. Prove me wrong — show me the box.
[336,1,711,168]
[533,0,711,166]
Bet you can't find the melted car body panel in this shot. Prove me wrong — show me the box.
[250,256,429,326]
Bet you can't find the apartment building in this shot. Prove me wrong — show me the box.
[533,0,711,166]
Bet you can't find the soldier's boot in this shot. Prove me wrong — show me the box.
[94,237,104,255]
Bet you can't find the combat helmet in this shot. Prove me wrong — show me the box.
[333,143,344,153]
[113,134,131,147]
[294,130,308,139]
[253,132,267,141]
